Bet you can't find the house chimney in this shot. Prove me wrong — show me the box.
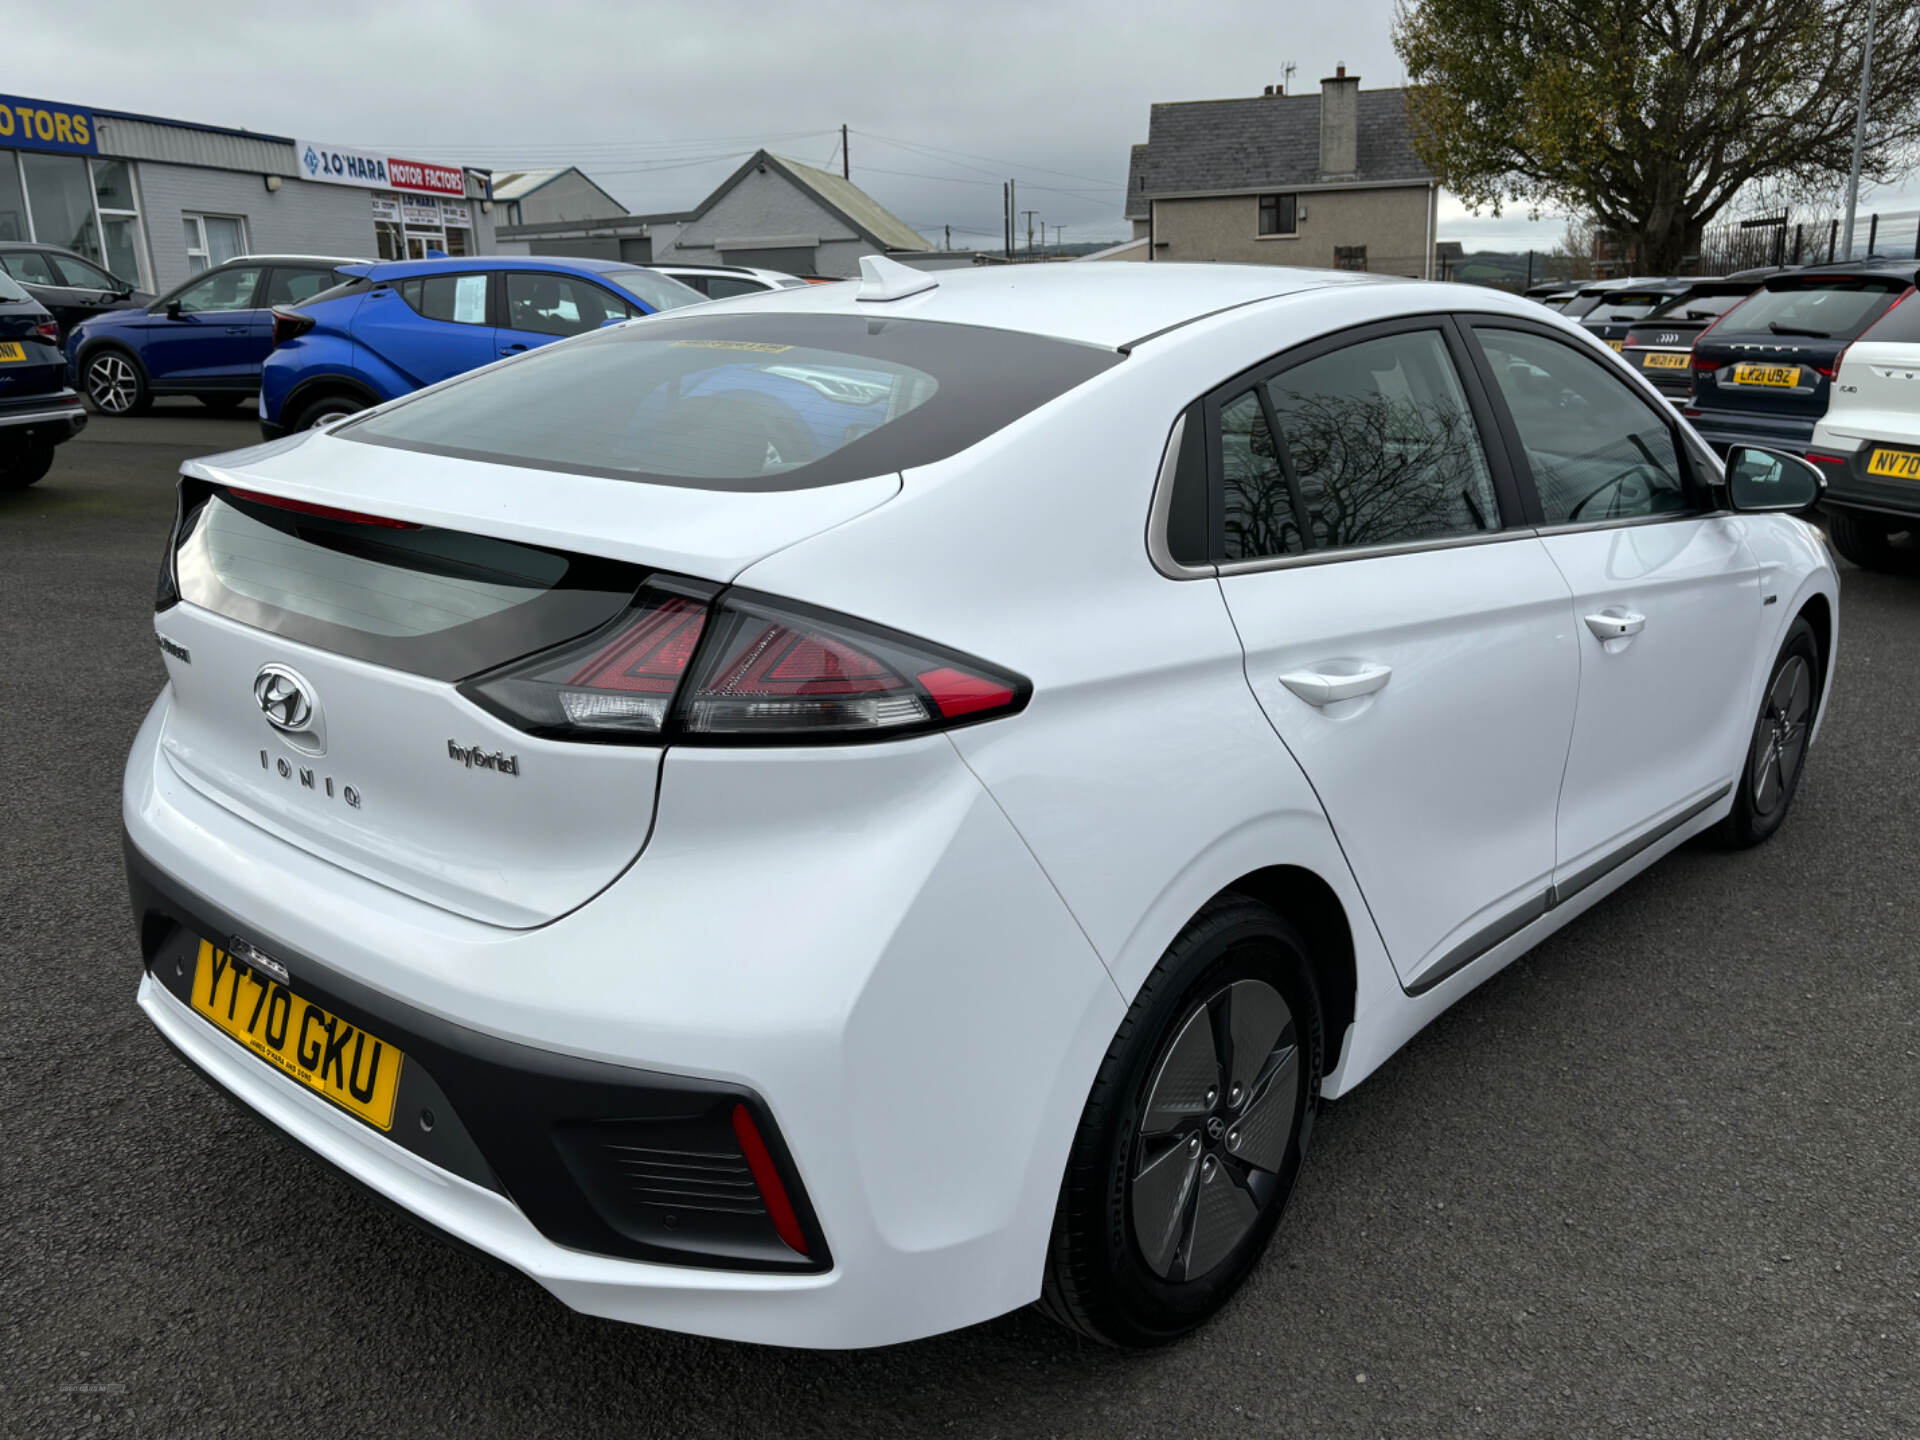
[1263,84,1275,96]
[1320,64,1359,178]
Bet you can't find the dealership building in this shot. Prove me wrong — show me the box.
[0,91,494,295]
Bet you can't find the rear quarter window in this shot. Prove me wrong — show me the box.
[342,312,1123,492]
[1861,292,1920,344]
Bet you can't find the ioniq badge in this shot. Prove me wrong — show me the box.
[253,664,317,733]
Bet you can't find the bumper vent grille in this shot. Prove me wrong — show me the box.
[599,1141,768,1217]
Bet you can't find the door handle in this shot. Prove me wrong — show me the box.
[1279,662,1393,707]
[224,325,246,334]
[1584,608,1647,641]
[500,343,529,355]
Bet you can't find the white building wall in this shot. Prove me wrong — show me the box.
[133,165,376,292]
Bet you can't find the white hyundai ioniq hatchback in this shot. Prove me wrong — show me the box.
[126,257,1839,1349]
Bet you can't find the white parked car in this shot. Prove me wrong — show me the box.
[645,262,811,298]
[1808,290,1920,569]
[126,258,1838,1350]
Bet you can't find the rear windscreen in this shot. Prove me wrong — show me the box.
[1559,292,1607,319]
[1588,291,1678,321]
[1644,290,1751,322]
[173,487,646,680]
[340,312,1124,491]
[1718,278,1910,339]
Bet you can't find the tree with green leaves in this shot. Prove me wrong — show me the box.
[1394,0,1920,271]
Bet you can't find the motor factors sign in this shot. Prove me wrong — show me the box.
[0,93,99,154]
[298,140,464,197]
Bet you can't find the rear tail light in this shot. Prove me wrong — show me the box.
[227,487,420,529]
[465,585,1028,745]
[1806,452,1850,467]
[1815,344,1849,381]
[1691,354,1722,373]
[35,319,58,343]
[270,306,316,347]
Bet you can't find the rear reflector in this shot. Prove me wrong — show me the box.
[1806,452,1850,466]
[465,585,1028,745]
[730,1104,809,1257]
[227,487,420,530]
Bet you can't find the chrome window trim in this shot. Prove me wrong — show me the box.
[1530,510,1717,539]
[1213,526,1529,576]
[1145,411,1216,579]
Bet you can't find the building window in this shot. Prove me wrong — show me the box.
[0,150,150,287]
[1335,245,1368,271]
[90,158,146,287]
[183,213,248,274]
[1257,193,1298,237]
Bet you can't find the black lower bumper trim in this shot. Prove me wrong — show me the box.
[125,833,830,1273]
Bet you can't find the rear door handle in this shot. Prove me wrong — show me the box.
[1584,608,1647,641]
[500,342,529,356]
[224,326,246,335]
[1279,662,1393,707]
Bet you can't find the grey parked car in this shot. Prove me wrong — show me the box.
[0,240,149,338]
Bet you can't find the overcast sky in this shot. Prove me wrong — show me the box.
[11,0,1915,255]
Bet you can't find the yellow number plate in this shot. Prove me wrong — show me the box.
[1867,448,1920,480]
[1731,363,1801,387]
[1607,340,1626,352]
[190,940,404,1130]
[0,341,26,362]
[1644,352,1690,370]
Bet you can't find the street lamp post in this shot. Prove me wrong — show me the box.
[1841,0,1879,258]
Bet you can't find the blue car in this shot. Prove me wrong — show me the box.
[258,256,705,437]
[65,255,364,415]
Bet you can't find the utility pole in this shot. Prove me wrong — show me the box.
[841,123,850,180]
[1003,182,1011,260]
[944,224,951,251]
[1842,0,1879,258]
[1009,180,1017,260]
[1022,209,1038,257]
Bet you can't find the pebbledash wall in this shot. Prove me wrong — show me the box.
[0,92,494,296]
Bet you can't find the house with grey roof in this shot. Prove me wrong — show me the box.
[491,167,626,227]
[1122,67,1438,278]
[491,149,926,278]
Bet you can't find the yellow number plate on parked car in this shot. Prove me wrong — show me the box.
[1643,352,1690,370]
[0,342,26,362]
[1607,340,1625,352]
[190,940,404,1129]
[1867,448,1920,480]
[1731,363,1801,387]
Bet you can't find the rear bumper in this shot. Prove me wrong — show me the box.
[0,389,86,444]
[1804,436,1920,522]
[122,688,1121,1346]
[1684,406,1815,456]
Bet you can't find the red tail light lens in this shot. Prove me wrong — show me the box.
[465,585,1029,744]
[227,487,420,529]
[1805,452,1850,466]
[271,307,316,347]
[1815,344,1849,381]
[677,592,1026,738]
[1691,354,1722,373]
[35,319,58,343]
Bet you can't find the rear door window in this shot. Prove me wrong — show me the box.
[1222,328,1500,560]
[2,250,58,286]
[343,312,1123,492]
[265,266,341,307]
[398,272,489,325]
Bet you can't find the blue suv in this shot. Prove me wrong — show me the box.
[258,256,704,436]
[65,256,363,414]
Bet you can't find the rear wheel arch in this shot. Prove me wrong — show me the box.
[1795,590,1833,719]
[1214,866,1356,1076]
[284,376,381,429]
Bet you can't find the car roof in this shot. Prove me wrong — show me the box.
[1765,260,1920,286]
[347,255,639,282]
[668,261,1398,350]
[651,263,758,277]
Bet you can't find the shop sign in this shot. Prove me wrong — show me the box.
[371,193,401,222]
[0,94,99,154]
[441,201,470,227]
[298,140,465,197]
[401,195,443,227]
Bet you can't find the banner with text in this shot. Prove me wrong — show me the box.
[297,140,465,197]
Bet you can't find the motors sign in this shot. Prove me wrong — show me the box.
[297,140,464,197]
[0,93,99,154]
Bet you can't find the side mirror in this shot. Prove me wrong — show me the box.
[164,299,183,319]
[1724,445,1823,515]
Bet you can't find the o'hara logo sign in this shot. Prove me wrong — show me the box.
[296,140,465,197]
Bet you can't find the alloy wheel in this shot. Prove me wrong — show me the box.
[1749,654,1812,818]
[1131,977,1299,1282]
[86,354,139,413]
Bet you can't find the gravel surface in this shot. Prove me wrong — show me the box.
[5,407,1917,1438]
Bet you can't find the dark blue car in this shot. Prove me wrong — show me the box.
[257,256,705,436]
[64,255,364,415]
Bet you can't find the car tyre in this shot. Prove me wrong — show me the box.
[0,437,57,492]
[81,346,150,415]
[1039,895,1322,1348]
[1823,508,1905,571]
[1715,616,1819,849]
[291,392,366,432]
[194,393,246,410]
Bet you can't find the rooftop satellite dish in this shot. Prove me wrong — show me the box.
[855,254,938,302]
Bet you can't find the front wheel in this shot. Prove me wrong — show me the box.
[1039,896,1322,1347]
[82,348,150,415]
[1716,617,1819,849]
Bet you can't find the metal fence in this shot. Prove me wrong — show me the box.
[1694,209,1920,272]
